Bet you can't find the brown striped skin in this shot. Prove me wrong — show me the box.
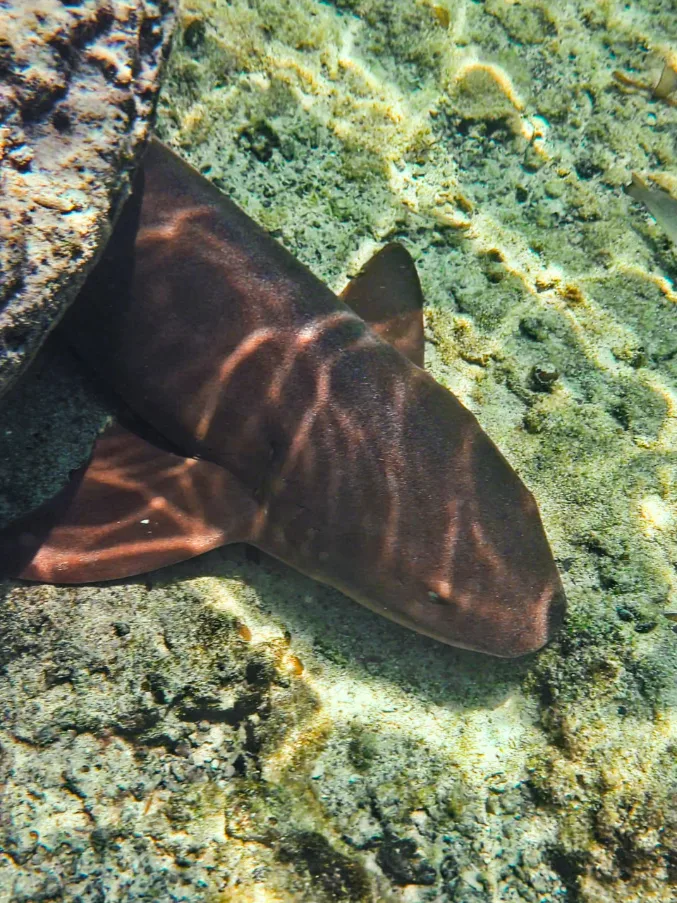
[0,140,565,658]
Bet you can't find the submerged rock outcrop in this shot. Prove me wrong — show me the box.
[0,0,177,398]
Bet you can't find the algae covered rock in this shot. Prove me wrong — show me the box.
[0,0,177,398]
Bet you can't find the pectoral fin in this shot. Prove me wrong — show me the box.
[341,243,425,367]
[0,423,258,583]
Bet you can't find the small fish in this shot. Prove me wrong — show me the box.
[625,173,677,246]
[654,62,677,100]
[0,139,565,658]
[612,61,677,103]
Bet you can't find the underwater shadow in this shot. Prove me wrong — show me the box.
[130,544,535,713]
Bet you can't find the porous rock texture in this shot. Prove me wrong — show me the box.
[0,0,177,398]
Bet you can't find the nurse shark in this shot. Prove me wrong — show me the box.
[0,139,565,658]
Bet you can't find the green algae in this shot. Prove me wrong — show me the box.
[277,830,372,902]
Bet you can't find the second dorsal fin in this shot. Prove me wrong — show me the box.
[341,243,425,367]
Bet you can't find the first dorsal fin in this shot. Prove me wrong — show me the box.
[340,243,425,367]
[0,423,258,583]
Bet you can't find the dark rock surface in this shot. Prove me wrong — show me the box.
[0,0,177,398]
